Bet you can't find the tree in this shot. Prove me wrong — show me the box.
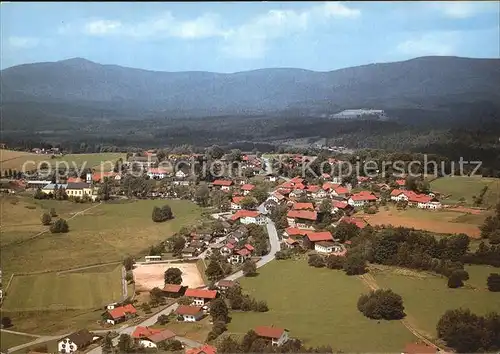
[308,254,325,268]
[242,260,257,276]
[178,296,193,305]
[49,207,57,217]
[217,336,240,353]
[50,218,69,233]
[240,196,257,210]
[210,298,229,323]
[150,287,164,303]
[447,269,469,288]
[152,204,174,222]
[168,234,186,256]
[41,213,52,225]
[159,339,184,351]
[487,273,500,292]
[251,186,269,204]
[101,332,113,354]
[117,333,133,353]
[357,289,405,320]
[164,267,182,284]
[343,252,367,275]
[195,183,210,207]
[98,179,111,201]
[156,314,169,325]
[326,255,345,270]
[123,256,135,271]
[437,308,485,353]
[205,259,224,281]
[335,221,360,242]
[1,316,12,328]
[141,302,152,313]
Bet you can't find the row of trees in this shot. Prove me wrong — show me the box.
[307,253,367,275]
[225,283,268,313]
[480,200,500,244]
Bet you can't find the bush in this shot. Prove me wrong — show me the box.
[308,254,325,268]
[326,255,345,269]
[156,314,169,325]
[49,207,58,217]
[487,273,500,292]
[152,205,174,222]
[50,218,69,233]
[207,321,227,341]
[275,250,292,260]
[357,289,405,320]
[447,269,469,288]
[254,300,269,312]
[343,252,367,275]
[41,213,52,225]
[123,256,135,271]
[242,260,257,276]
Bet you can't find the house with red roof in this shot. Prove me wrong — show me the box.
[306,185,328,199]
[340,216,369,229]
[348,191,377,207]
[231,196,245,210]
[286,210,317,230]
[254,326,289,347]
[332,201,354,215]
[231,210,266,225]
[395,179,406,188]
[322,182,341,192]
[331,185,349,197]
[184,289,218,306]
[186,344,217,354]
[105,304,137,325]
[283,227,311,238]
[212,179,233,191]
[306,231,334,243]
[92,171,121,183]
[390,189,410,202]
[229,244,255,264]
[267,191,286,204]
[241,184,256,195]
[292,202,315,211]
[390,190,441,209]
[162,284,186,298]
[176,305,204,322]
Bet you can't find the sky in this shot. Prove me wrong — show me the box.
[1,1,499,73]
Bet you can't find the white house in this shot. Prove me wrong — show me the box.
[176,305,204,322]
[147,168,169,179]
[231,196,244,210]
[390,189,409,202]
[231,210,266,225]
[267,191,285,204]
[314,241,346,255]
[184,289,218,306]
[132,327,176,348]
[175,170,188,179]
[58,329,98,353]
[348,191,377,207]
[254,326,289,347]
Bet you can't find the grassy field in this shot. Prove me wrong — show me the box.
[1,198,202,276]
[0,332,35,351]
[227,260,416,352]
[362,206,486,238]
[430,176,500,207]
[2,265,123,311]
[0,149,124,173]
[373,265,500,339]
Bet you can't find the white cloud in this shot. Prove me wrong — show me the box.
[221,2,361,59]
[7,36,39,49]
[396,32,460,56]
[61,2,360,59]
[84,20,123,35]
[430,1,499,19]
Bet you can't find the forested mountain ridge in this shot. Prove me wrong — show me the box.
[2,56,500,118]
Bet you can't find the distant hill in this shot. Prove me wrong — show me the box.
[1,56,500,118]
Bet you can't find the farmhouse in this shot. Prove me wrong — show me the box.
[105,304,137,325]
[41,183,68,195]
[315,241,347,255]
[92,171,121,183]
[254,326,289,347]
[132,326,172,348]
[176,305,204,322]
[212,179,233,191]
[185,289,218,306]
[231,210,266,225]
[332,201,354,214]
[331,186,349,198]
[66,182,93,198]
[286,210,317,229]
[217,280,237,292]
[186,344,217,354]
[306,231,334,247]
[348,191,377,207]
[340,216,369,229]
[57,329,98,353]
[163,284,186,298]
[267,191,286,204]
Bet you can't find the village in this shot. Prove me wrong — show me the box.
[1,147,473,354]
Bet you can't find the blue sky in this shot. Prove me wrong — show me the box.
[1,1,499,72]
